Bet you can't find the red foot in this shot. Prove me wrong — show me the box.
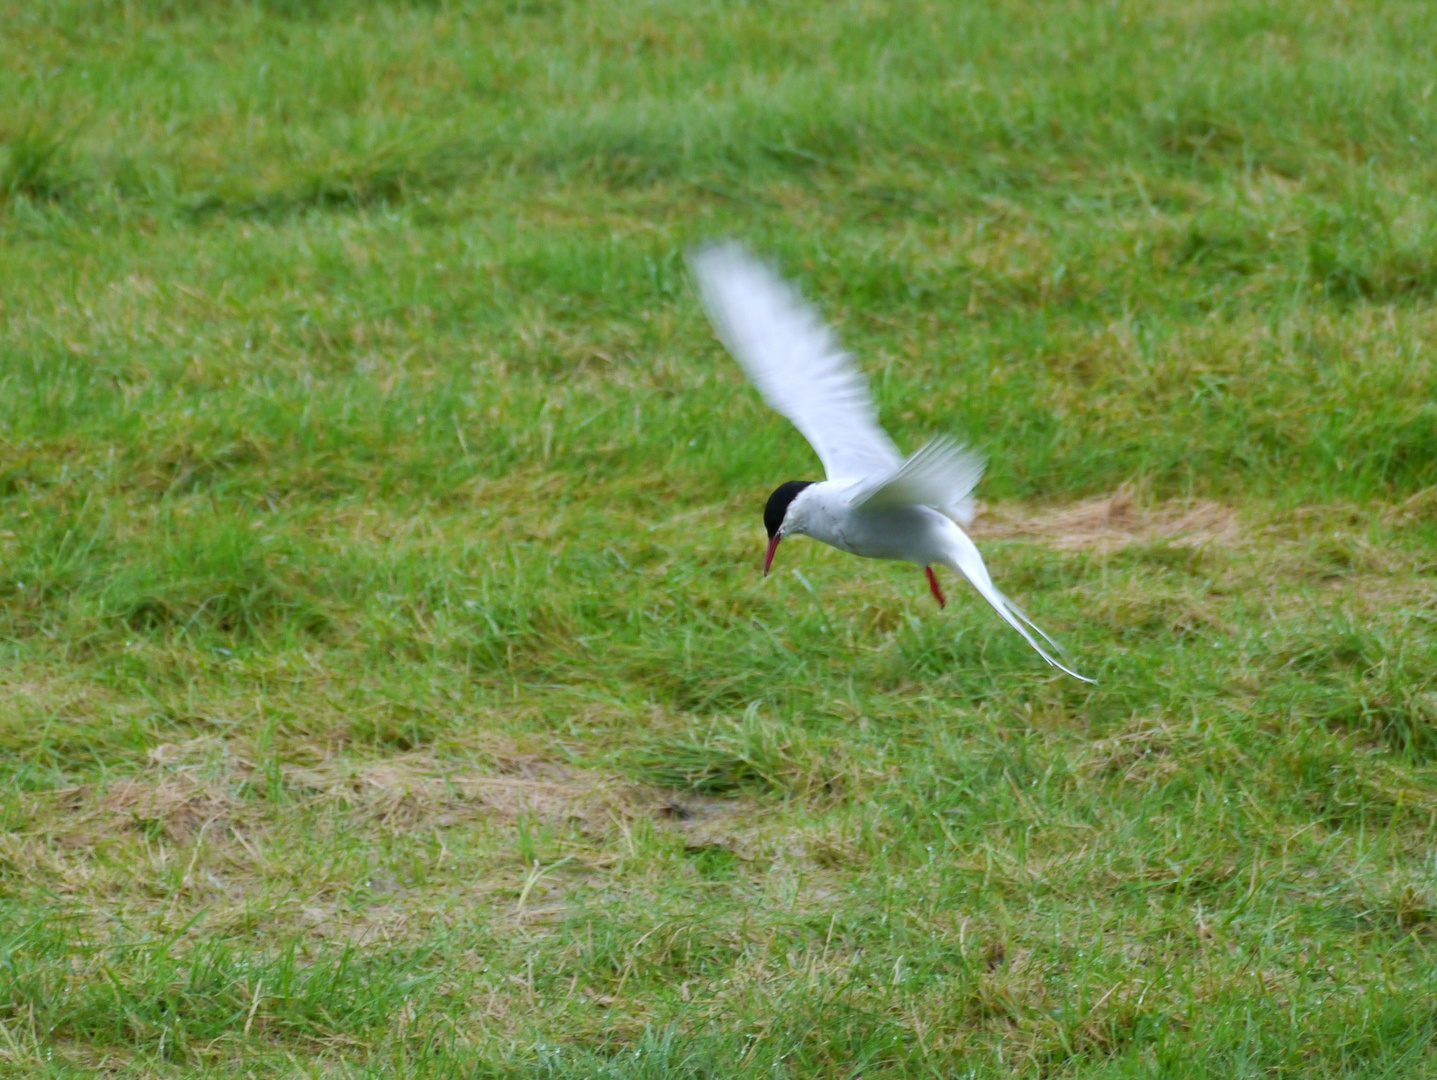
[925,565,946,608]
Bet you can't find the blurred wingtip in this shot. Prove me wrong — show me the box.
[686,237,751,279]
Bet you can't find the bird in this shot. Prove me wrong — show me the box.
[689,241,1092,683]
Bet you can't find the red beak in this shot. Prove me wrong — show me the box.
[763,534,781,575]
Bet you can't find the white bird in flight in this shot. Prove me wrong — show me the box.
[690,242,1092,683]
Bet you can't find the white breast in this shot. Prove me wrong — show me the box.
[788,484,953,565]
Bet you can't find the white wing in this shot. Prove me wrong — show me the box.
[848,436,986,526]
[689,242,900,482]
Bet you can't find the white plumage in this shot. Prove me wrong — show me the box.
[690,241,1091,683]
[691,240,900,483]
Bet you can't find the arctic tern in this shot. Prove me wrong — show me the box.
[689,242,1091,683]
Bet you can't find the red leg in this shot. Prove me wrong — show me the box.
[925,565,946,608]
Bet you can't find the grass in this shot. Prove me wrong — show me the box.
[2,0,1437,1074]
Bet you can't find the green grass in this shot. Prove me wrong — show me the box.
[2,0,1437,1075]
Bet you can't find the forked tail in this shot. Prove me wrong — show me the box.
[939,528,1094,684]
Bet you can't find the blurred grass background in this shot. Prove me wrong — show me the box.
[2,0,1437,1076]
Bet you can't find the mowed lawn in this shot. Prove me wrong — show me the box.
[3,0,1437,1075]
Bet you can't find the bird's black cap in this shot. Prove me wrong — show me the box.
[764,480,815,539]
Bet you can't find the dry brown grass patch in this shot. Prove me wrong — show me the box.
[973,487,1241,552]
[284,752,678,835]
[34,737,766,853]
[98,775,236,842]
[1384,485,1437,528]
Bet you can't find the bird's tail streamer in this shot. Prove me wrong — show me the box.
[940,529,1095,684]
